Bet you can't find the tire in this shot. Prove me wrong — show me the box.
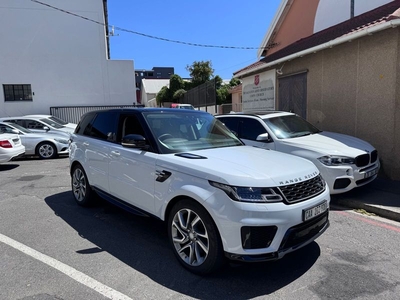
[167,199,225,275]
[71,164,94,206]
[36,142,57,159]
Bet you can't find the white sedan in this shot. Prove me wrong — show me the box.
[215,111,380,194]
[0,132,25,163]
[0,122,69,159]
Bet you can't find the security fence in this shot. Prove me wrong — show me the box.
[181,79,216,108]
[50,104,144,124]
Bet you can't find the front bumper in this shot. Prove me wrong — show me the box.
[225,211,329,262]
[205,184,330,257]
[317,160,380,194]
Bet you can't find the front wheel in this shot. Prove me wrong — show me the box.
[36,142,57,159]
[71,164,94,206]
[167,199,225,275]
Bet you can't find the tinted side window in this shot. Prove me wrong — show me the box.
[217,117,240,135]
[26,120,45,130]
[86,112,118,142]
[0,124,12,133]
[8,119,25,127]
[239,118,267,141]
[75,113,95,135]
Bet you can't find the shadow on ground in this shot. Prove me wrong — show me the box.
[45,191,322,299]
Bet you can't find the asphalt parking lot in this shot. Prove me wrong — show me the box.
[1,157,400,300]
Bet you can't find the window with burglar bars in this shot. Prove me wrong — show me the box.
[3,84,33,101]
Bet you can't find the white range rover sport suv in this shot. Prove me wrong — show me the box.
[69,108,330,274]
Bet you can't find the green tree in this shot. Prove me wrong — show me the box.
[156,86,170,106]
[214,75,223,90]
[186,60,214,87]
[229,77,241,87]
[215,77,242,105]
[169,74,185,98]
[173,89,187,100]
[216,84,231,105]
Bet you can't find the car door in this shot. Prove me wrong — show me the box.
[108,114,157,214]
[237,117,275,149]
[24,119,50,133]
[80,112,118,193]
[219,116,276,150]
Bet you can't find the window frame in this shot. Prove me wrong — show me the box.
[3,84,33,101]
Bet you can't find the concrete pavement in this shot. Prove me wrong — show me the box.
[331,177,400,222]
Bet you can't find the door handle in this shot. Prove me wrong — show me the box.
[83,142,89,146]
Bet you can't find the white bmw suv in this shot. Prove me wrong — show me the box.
[69,108,330,274]
[216,112,380,195]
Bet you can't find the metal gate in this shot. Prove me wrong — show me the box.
[278,72,307,118]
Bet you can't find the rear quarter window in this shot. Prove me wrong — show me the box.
[82,112,118,142]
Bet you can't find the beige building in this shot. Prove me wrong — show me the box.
[233,0,400,181]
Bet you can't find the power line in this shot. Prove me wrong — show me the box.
[30,0,270,50]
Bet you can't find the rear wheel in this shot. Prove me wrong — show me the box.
[36,142,57,159]
[167,199,225,275]
[71,164,93,206]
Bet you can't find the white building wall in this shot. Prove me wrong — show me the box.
[0,0,136,117]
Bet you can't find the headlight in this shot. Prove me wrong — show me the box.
[209,181,283,203]
[318,155,355,166]
[54,138,69,144]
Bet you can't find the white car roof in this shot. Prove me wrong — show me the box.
[218,111,295,119]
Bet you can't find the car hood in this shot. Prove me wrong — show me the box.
[278,131,376,157]
[58,127,75,133]
[157,146,320,187]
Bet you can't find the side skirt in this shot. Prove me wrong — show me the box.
[92,187,157,219]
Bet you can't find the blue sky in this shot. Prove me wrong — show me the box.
[107,0,281,80]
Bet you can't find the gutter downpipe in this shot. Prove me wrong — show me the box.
[236,19,400,79]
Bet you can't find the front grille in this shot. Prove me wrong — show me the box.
[278,175,325,204]
[279,211,329,251]
[355,154,369,167]
[355,150,378,167]
[371,150,378,163]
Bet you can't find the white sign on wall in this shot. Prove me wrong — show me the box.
[242,69,275,112]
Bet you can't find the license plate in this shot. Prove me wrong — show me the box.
[364,167,378,179]
[303,201,328,221]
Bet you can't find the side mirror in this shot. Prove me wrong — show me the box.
[11,129,20,134]
[256,133,272,142]
[43,126,50,131]
[122,134,147,148]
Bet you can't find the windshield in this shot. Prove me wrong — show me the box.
[40,118,64,128]
[49,116,68,125]
[143,111,243,154]
[263,114,321,139]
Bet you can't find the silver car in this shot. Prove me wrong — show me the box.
[0,116,74,135]
[0,122,69,159]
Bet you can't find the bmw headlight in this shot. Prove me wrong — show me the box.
[318,155,355,166]
[54,138,69,144]
[209,181,283,203]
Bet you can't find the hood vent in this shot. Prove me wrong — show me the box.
[175,153,207,159]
